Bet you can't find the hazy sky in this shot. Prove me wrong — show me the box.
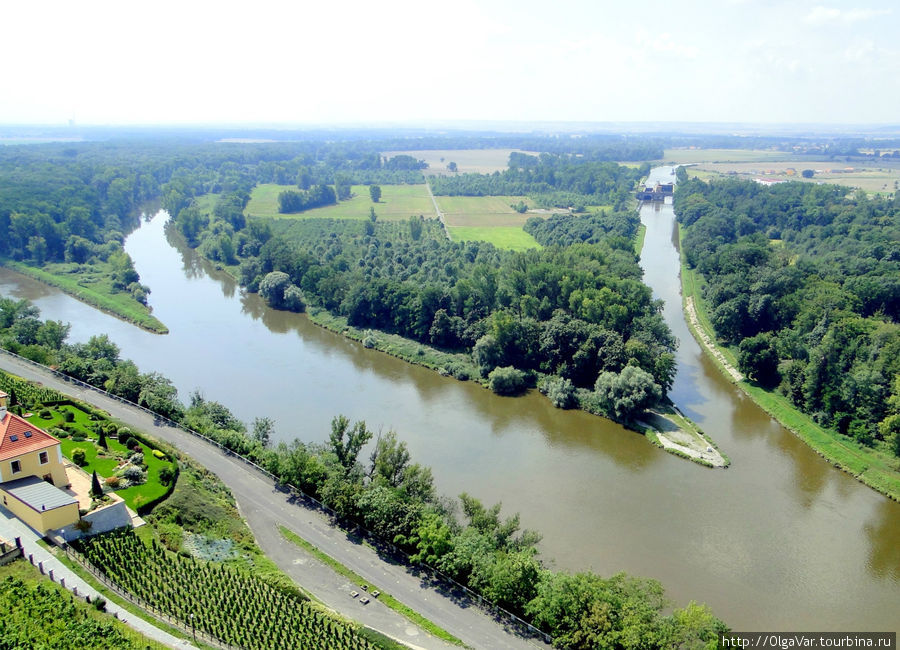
[2,0,897,126]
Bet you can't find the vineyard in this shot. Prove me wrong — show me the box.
[0,368,65,406]
[73,529,378,650]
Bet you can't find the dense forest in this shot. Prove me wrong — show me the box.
[430,154,649,211]
[675,177,900,458]
[0,298,726,648]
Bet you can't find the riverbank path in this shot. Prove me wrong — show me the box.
[0,351,549,650]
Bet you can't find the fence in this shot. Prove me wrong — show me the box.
[59,544,240,650]
[0,347,554,647]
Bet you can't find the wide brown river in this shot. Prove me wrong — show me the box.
[1,181,898,631]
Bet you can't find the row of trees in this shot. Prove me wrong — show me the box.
[2,297,725,647]
[676,177,900,455]
[429,156,648,211]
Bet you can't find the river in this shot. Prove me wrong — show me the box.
[0,182,898,632]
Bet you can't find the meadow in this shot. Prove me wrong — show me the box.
[435,195,535,227]
[246,184,435,220]
[662,148,800,163]
[447,226,540,251]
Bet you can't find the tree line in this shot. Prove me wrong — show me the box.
[676,177,900,457]
[1,296,726,648]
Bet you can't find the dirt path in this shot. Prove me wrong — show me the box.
[423,177,450,239]
[684,297,743,382]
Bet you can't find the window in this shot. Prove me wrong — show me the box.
[10,460,21,474]
[39,451,49,465]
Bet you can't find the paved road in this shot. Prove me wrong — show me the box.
[0,351,549,650]
[0,507,192,649]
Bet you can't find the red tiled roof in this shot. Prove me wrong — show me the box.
[0,412,60,461]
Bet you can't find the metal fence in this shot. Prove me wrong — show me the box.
[0,347,553,647]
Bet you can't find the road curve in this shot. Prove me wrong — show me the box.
[0,351,549,650]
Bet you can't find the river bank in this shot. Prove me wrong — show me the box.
[1,260,168,334]
[676,223,900,501]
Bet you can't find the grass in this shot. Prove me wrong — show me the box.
[435,195,534,227]
[26,403,175,511]
[1,260,168,333]
[678,223,900,501]
[246,184,435,221]
[634,223,647,255]
[448,226,540,251]
[279,526,466,647]
[306,308,478,381]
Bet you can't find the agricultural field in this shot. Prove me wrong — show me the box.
[246,184,435,220]
[435,195,536,227]
[447,226,540,251]
[381,149,538,175]
[662,148,801,163]
[74,529,378,650]
[0,559,161,649]
[686,160,900,193]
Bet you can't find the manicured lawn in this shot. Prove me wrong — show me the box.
[246,184,435,221]
[447,226,540,251]
[26,404,174,510]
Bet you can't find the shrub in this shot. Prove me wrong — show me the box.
[71,433,86,442]
[62,410,75,422]
[105,476,121,488]
[71,448,87,466]
[159,466,176,486]
[152,449,166,460]
[92,596,107,612]
[116,426,132,437]
[118,434,132,450]
[488,366,527,395]
[129,452,145,466]
[122,465,145,483]
[447,361,471,381]
[540,376,576,408]
[51,427,69,439]
[39,408,52,419]
[362,330,376,348]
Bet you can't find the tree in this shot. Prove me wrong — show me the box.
[97,428,108,450]
[90,470,104,498]
[369,185,382,203]
[447,161,458,172]
[409,215,423,241]
[801,169,815,179]
[328,416,373,473]
[252,417,274,448]
[738,332,780,387]
[593,365,662,421]
[369,430,410,487]
[259,271,291,309]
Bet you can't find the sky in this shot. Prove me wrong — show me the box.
[2,0,898,126]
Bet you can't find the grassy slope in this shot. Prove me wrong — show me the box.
[677,224,900,501]
[246,184,435,221]
[1,260,168,334]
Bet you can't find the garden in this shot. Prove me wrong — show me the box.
[24,401,176,513]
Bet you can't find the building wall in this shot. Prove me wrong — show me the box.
[0,489,79,533]
[0,446,68,487]
[57,499,131,542]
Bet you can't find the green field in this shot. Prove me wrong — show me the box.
[448,226,540,251]
[435,195,534,227]
[246,184,435,220]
